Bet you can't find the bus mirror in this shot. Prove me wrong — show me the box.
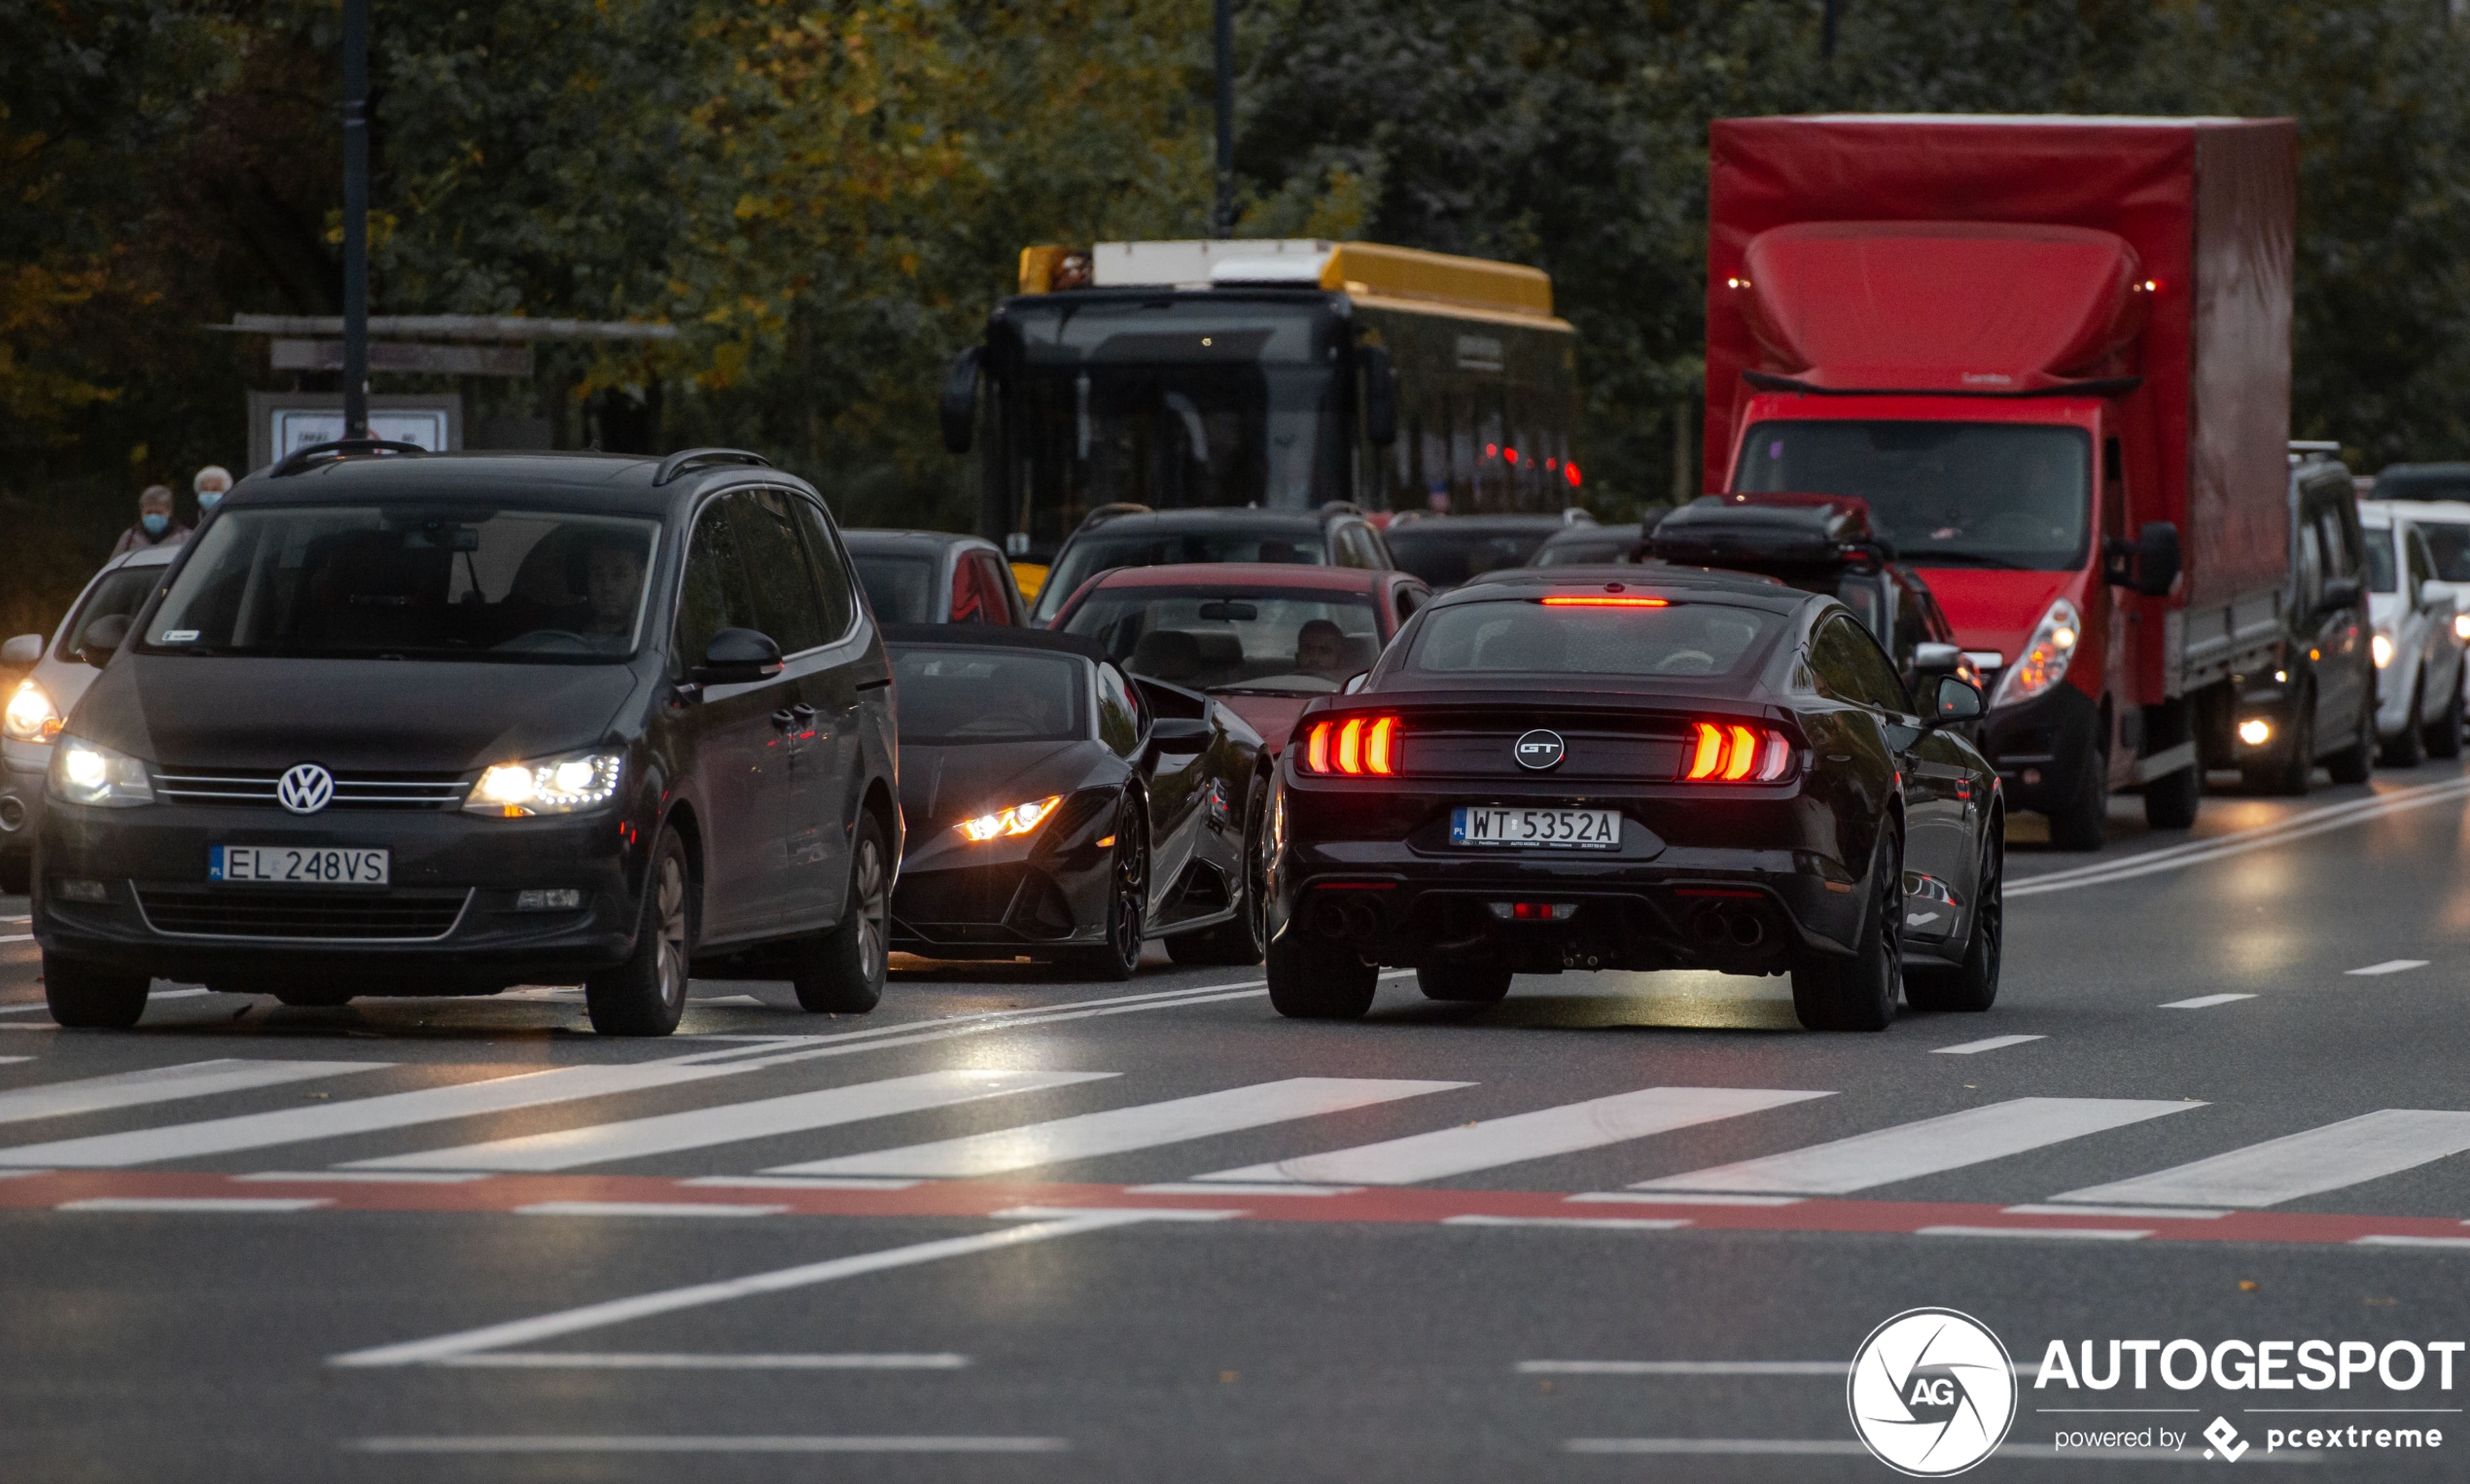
[939,345,982,454]
[1361,345,1397,447]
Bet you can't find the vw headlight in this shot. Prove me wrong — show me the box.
[464,749,624,817]
[1989,597,2081,710]
[2372,630,2395,669]
[957,795,1062,843]
[48,736,155,807]
[4,681,62,743]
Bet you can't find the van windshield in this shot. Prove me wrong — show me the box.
[1735,420,2092,571]
[140,506,661,661]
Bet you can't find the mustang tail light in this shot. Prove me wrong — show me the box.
[1301,715,1400,776]
[1679,721,1792,783]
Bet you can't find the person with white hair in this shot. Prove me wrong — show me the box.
[193,465,232,518]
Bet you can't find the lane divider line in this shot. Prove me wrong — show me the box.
[1929,1035,2046,1055]
[2160,994,2256,1009]
[344,1435,1071,1455]
[2009,776,2470,898]
[431,1352,969,1370]
[2347,960,2429,976]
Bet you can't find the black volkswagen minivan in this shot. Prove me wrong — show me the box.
[32,442,901,1036]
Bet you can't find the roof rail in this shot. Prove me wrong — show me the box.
[1079,502,1152,530]
[653,447,771,486]
[270,438,428,478]
[2289,440,2343,455]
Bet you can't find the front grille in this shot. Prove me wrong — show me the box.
[154,769,468,809]
[134,885,472,940]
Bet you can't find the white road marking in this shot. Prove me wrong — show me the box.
[1127,1182,1362,1196]
[1634,1097,2199,1196]
[1193,1086,1829,1187]
[768,1078,1467,1180]
[0,1061,754,1168]
[682,1175,920,1191]
[330,1210,1181,1366]
[0,934,29,943]
[432,1352,969,1369]
[1521,1360,1846,1376]
[236,1171,491,1184]
[514,1202,787,1219]
[1440,1215,1691,1230]
[0,1056,28,1065]
[0,1058,388,1125]
[2008,775,2470,898]
[2051,1110,2470,1209]
[2003,1203,2230,1219]
[2347,960,2430,976]
[345,1436,1070,1454]
[1916,1224,2150,1241]
[1930,1035,2047,1055]
[1567,1191,1805,1207]
[2161,994,2256,1009]
[348,1069,1113,1172]
[2354,1235,2470,1250]
[58,1196,330,1213]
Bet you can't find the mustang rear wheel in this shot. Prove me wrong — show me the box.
[1266,931,1378,1019]
[793,813,889,1013]
[1417,965,1512,1004]
[1791,823,1902,1033]
[1904,826,2001,1013]
[586,826,692,1037]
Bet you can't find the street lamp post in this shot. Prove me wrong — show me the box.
[341,0,370,439]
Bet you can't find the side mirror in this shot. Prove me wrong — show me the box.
[78,614,131,669]
[1149,717,1213,756]
[2,633,43,669]
[1341,671,1370,695]
[690,627,785,687]
[1911,642,1964,677]
[2420,579,2456,614]
[938,345,982,455]
[1929,674,1985,724]
[1360,345,1397,447]
[2104,521,2181,597]
[2317,577,2362,616]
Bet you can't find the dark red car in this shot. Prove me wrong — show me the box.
[1046,564,1430,752]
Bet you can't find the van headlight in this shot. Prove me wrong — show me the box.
[1989,597,2081,710]
[465,750,624,817]
[48,736,156,807]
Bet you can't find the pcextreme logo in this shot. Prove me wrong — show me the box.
[1848,1308,2018,1476]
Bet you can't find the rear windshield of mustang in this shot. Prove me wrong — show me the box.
[1408,598,1782,679]
[140,506,662,661]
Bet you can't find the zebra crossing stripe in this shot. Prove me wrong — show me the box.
[1632,1097,2199,1197]
[345,1070,1116,1173]
[764,1078,1468,1180]
[0,1062,749,1169]
[1191,1087,1830,1186]
[0,1059,388,1126]
[2050,1109,2470,1210]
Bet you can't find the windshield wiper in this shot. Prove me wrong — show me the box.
[1908,550,2029,570]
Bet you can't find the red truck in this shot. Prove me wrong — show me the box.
[1705,115,2302,848]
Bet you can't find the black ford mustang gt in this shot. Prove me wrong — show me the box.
[1265,569,2002,1031]
[882,625,1270,978]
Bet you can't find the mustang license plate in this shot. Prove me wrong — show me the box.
[1449,807,1621,850]
[210,845,391,885]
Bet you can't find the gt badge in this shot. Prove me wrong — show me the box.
[1513,729,1565,770]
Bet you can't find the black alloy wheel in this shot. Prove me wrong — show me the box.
[1791,821,1903,1032]
[1905,825,2001,1012]
[1166,775,1270,968]
[42,951,151,1030]
[794,812,891,1012]
[586,826,692,1037]
[1417,964,1513,1004]
[2324,692,2374,786]
[2142,760,2201,830]
[1266,928,1380,1019]
[2428,678,2465,760]
[2382,675,2428,768]
[1071,803,1147,982]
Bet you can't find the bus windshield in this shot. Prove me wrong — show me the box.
[1734,420,2092,572]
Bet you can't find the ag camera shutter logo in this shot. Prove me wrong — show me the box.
[1849,1308,2017,1475]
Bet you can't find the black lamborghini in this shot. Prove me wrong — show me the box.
[1265,568,2003,1031]
[883,625,1271,978]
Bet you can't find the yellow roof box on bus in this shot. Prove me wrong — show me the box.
[1019,239,1557,322]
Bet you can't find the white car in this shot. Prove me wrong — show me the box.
[2357,500,2466,766]
[2384,497,2470,710]
[0,545,181,893]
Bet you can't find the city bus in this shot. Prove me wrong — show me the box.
[939,239,1579,587]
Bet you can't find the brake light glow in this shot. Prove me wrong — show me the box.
[1679,722,1792,784]
[1301,715,1401,776]
[1540,596,1670,608]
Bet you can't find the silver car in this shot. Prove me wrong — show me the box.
[1,545,181,893]
[2358,500,2466,766]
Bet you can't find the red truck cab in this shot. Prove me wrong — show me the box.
[1707,117,2300,848]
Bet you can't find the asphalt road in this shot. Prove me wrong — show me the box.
[6,763,2470,1481]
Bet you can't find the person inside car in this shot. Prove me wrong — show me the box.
[1295,618,1353,682]
[583,535,648,650]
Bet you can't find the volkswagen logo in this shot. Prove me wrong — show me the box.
[276,763,335,815]
[1513,729,1566,770]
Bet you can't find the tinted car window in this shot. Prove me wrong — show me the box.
[890,648,1083,742]
[1384,524,1553,586]
[2365,529,2398,594]
[57,565,165,662]
[853,553,935,623]
[143,505,659,661]
[1809,618,1867,702]
[2425,523,2470,582]
[973,554,1019,624]
[1839,618,1912,712]
[677,498,759,670]
[1095,662,1143,757]
[1064,589,1384,693]
[1334,523,1380,570]
[1409,599,1780,678]
[787,496,858,639]
[732,491,827,654]
[2408,528,2436,593]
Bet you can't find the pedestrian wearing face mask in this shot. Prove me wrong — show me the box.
[192,465,232,522]
[109,485,191,559]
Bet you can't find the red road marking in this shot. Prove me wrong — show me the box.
[0,1170,2459,1248]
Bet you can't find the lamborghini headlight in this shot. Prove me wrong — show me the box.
[958,795,1061,843]
[465,749,624,817]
